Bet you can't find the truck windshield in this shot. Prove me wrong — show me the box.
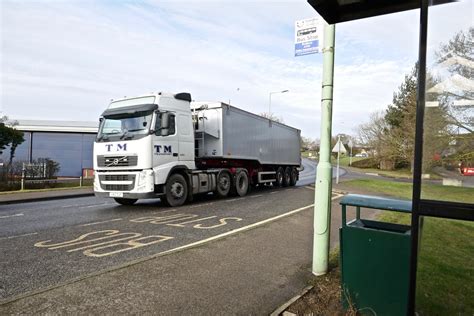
[97,112,153,141]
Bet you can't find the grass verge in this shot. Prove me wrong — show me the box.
[342,178,474,314]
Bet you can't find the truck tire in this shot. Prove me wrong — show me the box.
[165,173,188,207]
[235,170,249,197]
[275,167,284,187]
[283,167,291,187]
[114,198,137,205]
[289,167,298,186]
[216,171,231,198]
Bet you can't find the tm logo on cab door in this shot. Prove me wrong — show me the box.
[105,143,127,152]
[154,145,172,155]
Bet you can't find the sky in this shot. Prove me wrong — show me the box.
[1,0,472,140]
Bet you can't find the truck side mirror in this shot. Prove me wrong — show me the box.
[161,112,170,136]
[161,113,170,129]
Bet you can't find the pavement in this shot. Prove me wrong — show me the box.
[0,187,94,204]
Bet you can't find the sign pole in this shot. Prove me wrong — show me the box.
[312,23,335,276]
[336,135,340,184]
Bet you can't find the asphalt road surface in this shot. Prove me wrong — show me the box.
[0,159,346,302]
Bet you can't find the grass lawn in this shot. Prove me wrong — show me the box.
[334,157,445,180]
[342,179,474,314]
[332,157,417,179]
[331,156,363,167]
[301,151,318,158]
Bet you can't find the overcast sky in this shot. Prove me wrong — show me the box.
[1,0,472,139]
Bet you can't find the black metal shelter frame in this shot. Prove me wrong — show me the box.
[308,0,474,314]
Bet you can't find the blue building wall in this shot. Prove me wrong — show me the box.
[0,132,96,177]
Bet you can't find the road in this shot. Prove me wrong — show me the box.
[0,158,342,302]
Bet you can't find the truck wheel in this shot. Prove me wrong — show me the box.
[216,171,231,198]
[289,167,298,186]
[235,170,249,197]
[275,167,284,187]
[114,198,137,205]
[283,167,291,187]
[165,173,188,207]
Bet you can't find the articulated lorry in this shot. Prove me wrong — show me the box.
[93,92,301,206]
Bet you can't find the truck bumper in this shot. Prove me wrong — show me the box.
[94,191,160,199]
[94,169,157,199]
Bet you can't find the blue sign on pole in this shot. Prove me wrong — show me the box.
[295,40,320,57]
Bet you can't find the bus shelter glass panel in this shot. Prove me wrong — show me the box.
[418,1,474,314]
[423,0,473,201]
[416,217,473,315]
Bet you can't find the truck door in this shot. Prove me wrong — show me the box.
[177,113,194,162]
[152,113,179,167]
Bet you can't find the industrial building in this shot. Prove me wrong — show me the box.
[1,120,98,177]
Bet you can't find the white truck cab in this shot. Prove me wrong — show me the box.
[94,93,195,204]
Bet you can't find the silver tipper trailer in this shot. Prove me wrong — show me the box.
[191,102,301,166]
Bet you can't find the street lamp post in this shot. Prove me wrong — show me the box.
[268,90,289,116]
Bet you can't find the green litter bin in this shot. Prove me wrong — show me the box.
[339,194,412,315]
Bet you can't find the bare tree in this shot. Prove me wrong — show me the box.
[259,112,284,124]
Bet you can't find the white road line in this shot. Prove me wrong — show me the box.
[80,218,123,227]
[304,186,315,191]
[0,213,24,219]
[332,193,344,200]
[189,202,214,209]
[62,203,113,209]
[225,197,244,202]
[79,203,111,209]
[270,191,278,194]
[157,203,314,257]
[0,232,38,241]
[249,194,264,198]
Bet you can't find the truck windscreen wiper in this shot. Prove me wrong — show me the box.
[120,130,132,140]
[97,134,109,142]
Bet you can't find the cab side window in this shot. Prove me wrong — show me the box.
[168,114,176,135]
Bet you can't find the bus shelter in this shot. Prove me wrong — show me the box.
[308,0,473,314]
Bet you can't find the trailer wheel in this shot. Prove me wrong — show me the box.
[289,167,298,186]
[216,171,231,198]
[114,198,137,205]
[275,167,284,187]
[165,173,188,207]
[235,170,249,197]
[283,167,291,187]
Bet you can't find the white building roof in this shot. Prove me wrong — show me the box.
[11,120,98,133]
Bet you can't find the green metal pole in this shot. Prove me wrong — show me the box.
[312,23,335,276]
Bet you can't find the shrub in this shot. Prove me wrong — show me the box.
[351,157,379,169]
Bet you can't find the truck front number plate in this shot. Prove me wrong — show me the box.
[109,192,123,198]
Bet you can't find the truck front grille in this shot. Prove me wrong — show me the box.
[104,184,132,191]
[97,155,138,167]
[99,174,136,191]
[101,174,134,181]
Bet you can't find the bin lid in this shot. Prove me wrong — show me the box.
[340,194,412,213]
